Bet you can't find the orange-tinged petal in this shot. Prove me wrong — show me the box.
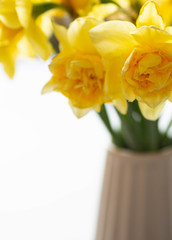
[168,91,172,102]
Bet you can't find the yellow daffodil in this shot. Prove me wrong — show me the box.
[0,0,32,28]
[42,17,127,117]
[0,22,21,78]
[0,0,53,77]
[42,17,107,117]
[89,1,172,120]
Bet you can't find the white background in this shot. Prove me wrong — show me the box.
[0,58,111,240]
[0,58,171,240]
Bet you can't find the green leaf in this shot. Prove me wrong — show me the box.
[32,3,67,19]
[100,0,120,7]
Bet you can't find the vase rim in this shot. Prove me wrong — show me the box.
[108,144,172,160]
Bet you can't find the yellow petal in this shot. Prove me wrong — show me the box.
[89,20,136,58]
[70,106,90,118]
[41,76,59,94]
[136,1,164,29]
[36,10,57,38]
[69,101,101,118]
[52,21,71,52]
[67,17,101,54]
[0,10,20,29]
[17,35,36,58]
[16,0,32,28]
[0,47,16,78]
[70,0,91,11]
[121,50,136,102]
[131,26,172,47]
[88,3,117,20]
[104,59,125,97]
[112,97,128,114]
[168,94,172,102]
[0,0,31,29]
[115,0,129,8]
[141,92,168,109]
[25,19,53,60]
[168,89,172,102]
[166,26,172,34]
[139,101,165,121]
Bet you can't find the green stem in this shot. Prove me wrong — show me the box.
[142,119,160,151]
[160,117,172,147]
[115,101,161,152]
[131,101,160,151]
[97,105,123,146]
[116,102,144,150]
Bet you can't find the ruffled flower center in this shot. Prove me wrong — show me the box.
[122,49,172,107]
[51,53,105,108]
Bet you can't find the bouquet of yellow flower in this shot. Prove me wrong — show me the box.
[1,0,172,152]
[2,1,172,239]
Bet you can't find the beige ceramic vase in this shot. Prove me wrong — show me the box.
[95,146,172,240]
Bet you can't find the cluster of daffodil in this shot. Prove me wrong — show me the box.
[0,0,55,78]
[1,0,172,151]
[43,0,172,121]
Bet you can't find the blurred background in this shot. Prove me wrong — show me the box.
[0,58,171,240]
[0,57,110,240]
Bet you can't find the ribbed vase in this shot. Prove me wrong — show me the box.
[95,146,172,240]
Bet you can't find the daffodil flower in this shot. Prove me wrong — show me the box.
[89,1,172,120]
[0,0,53,77]
[42,17,106,117]
[0,22,21,78]
[43,17,126,118]
[0,0,32,28]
